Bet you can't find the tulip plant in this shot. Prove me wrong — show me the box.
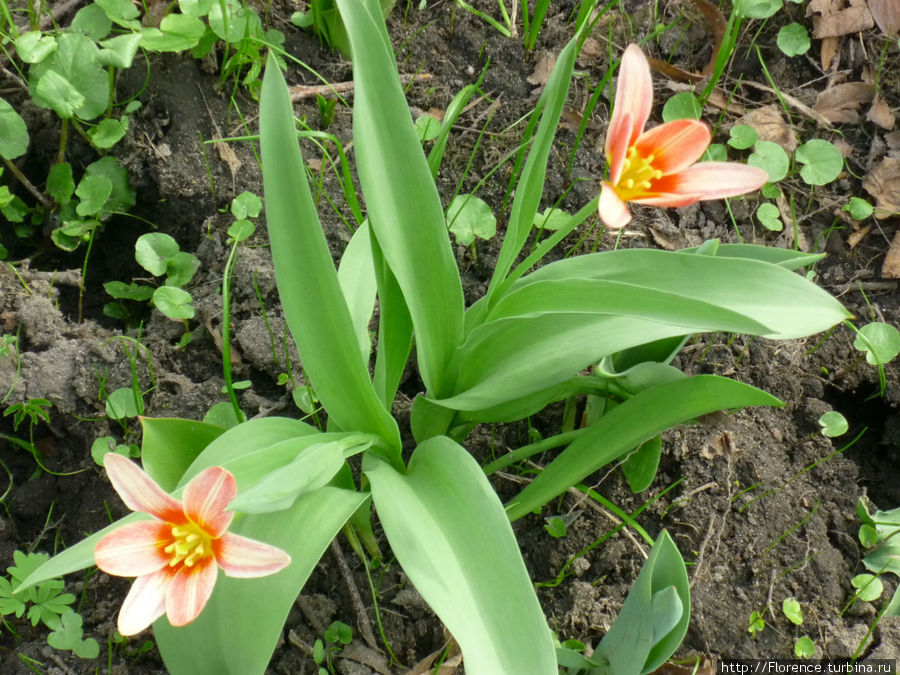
[18,2,849,673]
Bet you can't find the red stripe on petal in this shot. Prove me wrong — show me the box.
[103,454,186,524]
[652,162,769,200]
[165,556,218,627]
[95,521,172,576]
[633,119,710,175]
[214,532,291,579]
[182,467,236,538]
[612,44,653,148]
[598,182,633,230]
[117,568,174,636]
[631,192,704,208]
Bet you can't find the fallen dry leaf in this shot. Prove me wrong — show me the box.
[882,231,900,278]
[811,4,874,38]
[652,659,715,675]
[863,157,900,218]
[526,51,556,87]
[819,35,839,70]
[815,82,875,124]
[868,95,896,130]
[739,104,798,152]
[869,0,900,36]
[847,224,872,248]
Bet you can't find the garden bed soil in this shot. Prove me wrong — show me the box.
[1,0,899,672]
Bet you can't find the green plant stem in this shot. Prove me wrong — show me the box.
[77,228,96,323]
[57,118,68,165]
[221,240,243,422]
[2,157,53,209]
[483,427,586,475]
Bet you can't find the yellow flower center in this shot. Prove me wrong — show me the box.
[615,147,663,201]
[164,523,213,568]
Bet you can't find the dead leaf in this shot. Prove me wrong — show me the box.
[820,36,839,70]
[704,88,746,114]
[339,642,393,675]
[739,104,798,152]
[869,0,900,36]
[577,37,602,63]
[814,82,875,123]
[868,95,896,130]
[405,639,462,675]
[863,157,900,218]
[526,51,556,87]
[216,138,242,180]
[693,0,727,75]
[559,108,583,133]
[847,224,871,248]
[652,659,715,675]
[812,5,874,38]
[425,107,446,122]
[833,137,854,156]
[882,231,900,278]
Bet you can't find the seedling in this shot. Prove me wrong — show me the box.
[748,610,766,636]
[446,194,497,246]
[313,620,353,674]
[843,198,875,221]
[794,636,815,658]
[777,23,810,57]
[782,597,803,625]
[817,410,848,437]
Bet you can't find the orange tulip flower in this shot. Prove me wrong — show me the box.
[94,453,291,635]
[598,44,769,229]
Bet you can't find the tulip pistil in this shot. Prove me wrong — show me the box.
[165,524,213,568]
[616,147,663,200]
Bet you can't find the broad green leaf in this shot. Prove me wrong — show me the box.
[74,174,112,216]
[371,234,414,407]
[506,376,781,520]
[738,0,782,19]
[15,32,57,63]
[623,435,662,492]
[83,156,135,211]
[486,18,585,303]
[153,286,194,320]
[105,387,141,419]
[136,232,179,275]
[337,221,376,364]
[94,0,142,28]
[662,91,701,122]
[179,0,215,16]
[594,531,690,675]
[228,438,367,513]
[532,207,571,231]
[414,114,441,141]
[685,242,824,269]
[103,280,154,300]
[260,53,400,454]
[165,251,200,287]
[748,140,789,183]
[782,597,803,625]
[441,251,847,411]
[795,139,842,186]
[97,33,142,68]
[140,13,205,52]
[728,124,757,150]
[87,117,126,148]
[844,197,874,220]
[427,83,479,178]
[71,3,113,39]
[757,202,783,231]
[335,0,464,397]
[851,574,883,602]
[0,98,29,160]
[447,194,496,246]
[777,23,810,56]
[704,143,728,161]
[366,437,557,675]
[29,33,109,120]
[140,417,225,490]
[854,322,900,365]
[154,486,366,674]
[818,410,848,437]
[230,191,262,219]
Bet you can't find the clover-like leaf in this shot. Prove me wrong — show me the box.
[853,322,900,366]
[756,202,783,231]
[818,410,848,437]
[795,139,842,186]
[0,97,29,160]
[153,285,195,320]
[748,141,790,183]
[728,124,758,150]
[136,232,180,276]
[662,91,701,122]
[447,194,496,246]
[777,23,810,57]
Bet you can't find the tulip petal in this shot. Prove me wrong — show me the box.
[631,192,704,208]
[95,521,172,577]
[165,556,218,627]
[650,162,769,201]
[103,454,186,524]
[605,44,653,183]
[598,182,633,229]
[633,119,711,174]
[214,532,292,579]
[182,467,236,538]
[117,568,173,636]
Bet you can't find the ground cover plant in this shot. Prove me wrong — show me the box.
[1,0,899,672]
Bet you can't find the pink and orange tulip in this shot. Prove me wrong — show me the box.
[598,44,769,229]
[94,453,291,635]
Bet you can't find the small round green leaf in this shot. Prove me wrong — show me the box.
[795,139,842,186]
[851,573,883,602]
[446,194,496,246]
[756,202,783,231]
[794,636,815,658]
[777,23,811,57]
[748,141,789,182]
[47,163,74,205]
[704,143,728,162]
[818,410,848,437]
[0,98,29,160]
[105,387,141,420]
[859,524,878,548]
[662,91,701,122]
[414,114,441,141]
[853,322,900,365]
[760,182,782,199]
[230,191,263,220]
[532,208,571,231]
[71,3,113,40]
[136,232,180,276]
[740,0,783,19]
[153,285,195,320]
[15,31,58,63]
[782,597,803,625]
[843,197,874,220]
[544,516,567,538]
[728,124,758,150]
[165,251,200,287]
[74,174,113,217]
